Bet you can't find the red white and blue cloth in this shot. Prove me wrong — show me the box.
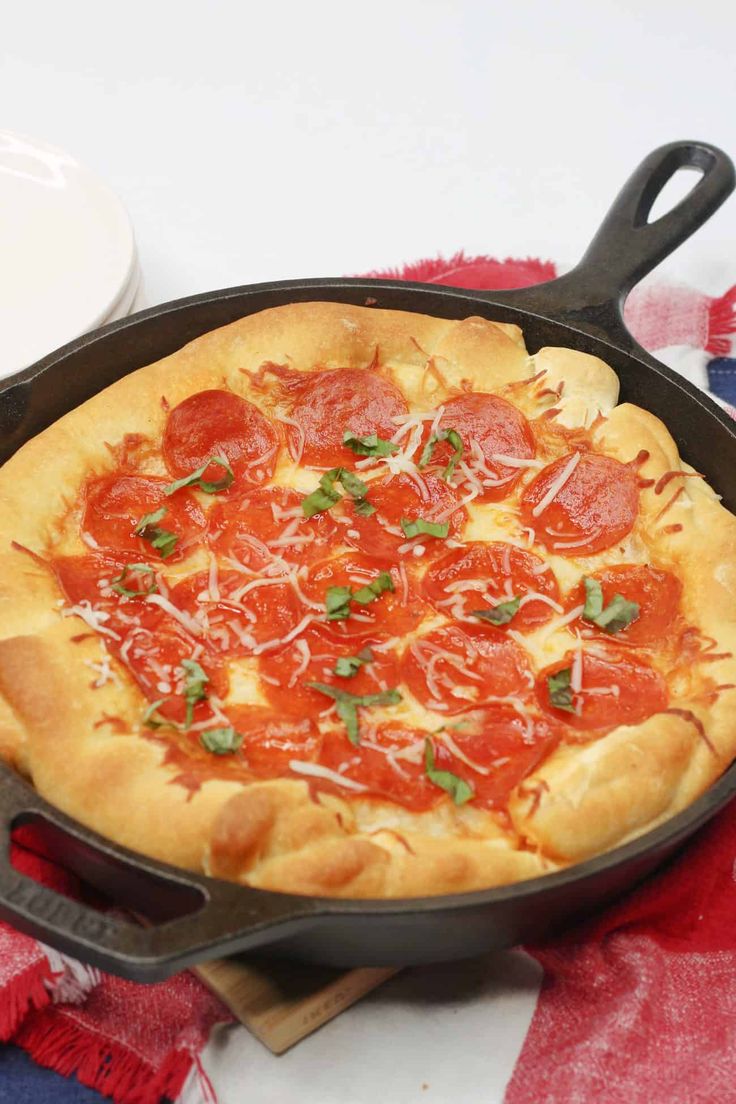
[1,255,735,1104]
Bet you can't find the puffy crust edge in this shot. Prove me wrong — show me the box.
[0,633,553,898]
[0,305,735,895]
[509,401,736,860]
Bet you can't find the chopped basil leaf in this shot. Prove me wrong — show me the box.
[325,574,393,620]
[302,483,342,518]
[302,467,374,518]
[338,468,370,499]
[593,594,640,633]
[400,516,450,540]
[342,431,398,458]
[352,571,394,606]
[547,667,575,713]
[306,682,402,745]
[111,563,158,598]
[440,429,464,482]
[146,529,178,558]
[325,585,353,621]
[582,576,604,620]
[471,596,521,626]
[424,739,474,805]
[336,467,375,517]
[181,658,209,727]
[142,697,182,731]
[135,507,167,530]
[353,497,377,517]
[418,436,436,469]
[337,699,360,744]
[200,727,244,755]
[164,456,234,496]
[582,576,640,633]
[133,507,178,559]
[334,646,374,678]
[419,427,464,482]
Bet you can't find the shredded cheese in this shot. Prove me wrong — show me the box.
[288,760,369,792]
[253,613,315,655]
[62,601,121,641]
[518,592,564,614]
[437,729,490,775]
[531,452,581,518]
[144,594,204,636]
[488,453,543,470]
[274,413,306,465]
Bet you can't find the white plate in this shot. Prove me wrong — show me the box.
[0,130,138,379]
[100,260,144,325]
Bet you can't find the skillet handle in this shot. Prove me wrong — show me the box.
[0,769,315,982]
[494,140,735,350]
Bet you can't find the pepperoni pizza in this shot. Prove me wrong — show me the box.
[0,303,734,898]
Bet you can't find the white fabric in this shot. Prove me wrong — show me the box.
[200,951,542,1104]
[41,944,100,1005]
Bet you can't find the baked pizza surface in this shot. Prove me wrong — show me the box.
[0,301,735,898]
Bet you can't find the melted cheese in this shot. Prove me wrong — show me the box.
[54,346,672,826]
[227,658,268,706]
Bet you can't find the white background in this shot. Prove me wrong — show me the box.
[3,3,735,1101]
[3,0,735,309]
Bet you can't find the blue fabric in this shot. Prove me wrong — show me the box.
[0,1045,105,1103]
[707,357,736,405]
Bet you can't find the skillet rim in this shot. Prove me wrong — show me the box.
[1,272,735,920]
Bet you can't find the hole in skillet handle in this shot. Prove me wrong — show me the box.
[0,770,316,982]
[647,165,705,225]
[11,812,205,924]
[485,140,735,350]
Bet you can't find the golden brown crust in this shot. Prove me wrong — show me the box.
[0,633,245,871]
[509,400,736,856]
[0,301,734,898]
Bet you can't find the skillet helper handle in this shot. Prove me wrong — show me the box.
[0,770,313,982]
[498,140,736,345]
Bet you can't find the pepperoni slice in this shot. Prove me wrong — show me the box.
[170,569,303,656]
[423,541,561,633]
[122,605,227,722]
[344,473,467,561]
[287,368,408,468]
[258,625,400,717]
[82,474,206,560]
[52,552,226,720]
[421,393,536,501]
[401,624,531,714]
[567,564,682,646]
[208,486,338,568]
[432,705,562,809]
[224,706,322,776]
[318,723,442,811]
[162,389,279,486]
[537,649,668,730]
[303,553,426,642]
[520,451,639,555]
[53,551,151,606]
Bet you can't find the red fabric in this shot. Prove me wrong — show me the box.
[363,250,557,290]
[626,281,736,355]
[505,805,736,1104]
[2,253,735,1103]
[369,251,736,355]
[2,824,233,1103]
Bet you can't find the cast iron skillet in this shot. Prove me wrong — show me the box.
[0,141,734,983]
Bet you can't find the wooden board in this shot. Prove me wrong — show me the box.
[195,957,398,1054]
